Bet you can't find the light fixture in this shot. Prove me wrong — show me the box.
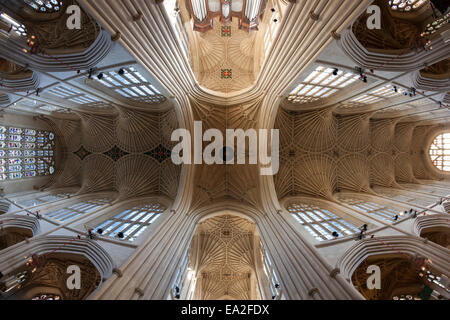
[393,85,397,93]
[332,231,339,238]
[97,72,104,80]
[97,228,103,235]
[117,232,124,239]
[118,68,125,76]
[332,68,339,76]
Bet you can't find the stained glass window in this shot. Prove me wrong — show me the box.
[287,203,360,241]
[429,133,450,171]
[0,126,55,181]
[93,203,165,242]
[24,0,63,13]
[389,0,427,12]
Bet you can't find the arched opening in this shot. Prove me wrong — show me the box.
[172,214,279,300]
[429,133,450,172]
[285,201,362,242]
[351,254,448,300]
[0,227,33,251]
[91,202,166,242]
[0,252,101,300]
[0,215,39,250]
[420,227,450,249]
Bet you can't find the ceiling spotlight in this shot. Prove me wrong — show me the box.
[332,231,339,238]
[393,85,397,92]
[97,228,103,235]
[332,68,339,76]
[175,293,180,299]
[97,72,104,80]
[271,8,276,12]
[393,215,399,221]
[273,18,278,23]
[362,76,367,83]
[118,68,125,75]
[117,232,124,239]
[88,68,94,79]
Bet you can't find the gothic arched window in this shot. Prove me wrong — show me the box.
[95,66,166,104]
[16,192,72,208]
[45,198,110,222]
[287,203,360,241]
[260,242,281,299]
[0,13,27,36]
[389,0,428,12]
[338,197,412,222]
[24,0,63,13]
[94,203,165,241]
[288,66,359,104]
[0,126,55,181]
[429,133,450,172]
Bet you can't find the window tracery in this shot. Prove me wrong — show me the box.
[429,133,450,171]
[31,294,61,300]
[288,66,359,104]
[24,0,63,13]
[0,13,27,36]
[0,126,55,181]
[93,203,165,241]
[16,192,71,208]
[287,203,360,241]
[389,0,428,12]
[45,199,110,222]
[260,242,281,299]
[350,85,402,104]
[338,197,412,222]
[96,66,166,104]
